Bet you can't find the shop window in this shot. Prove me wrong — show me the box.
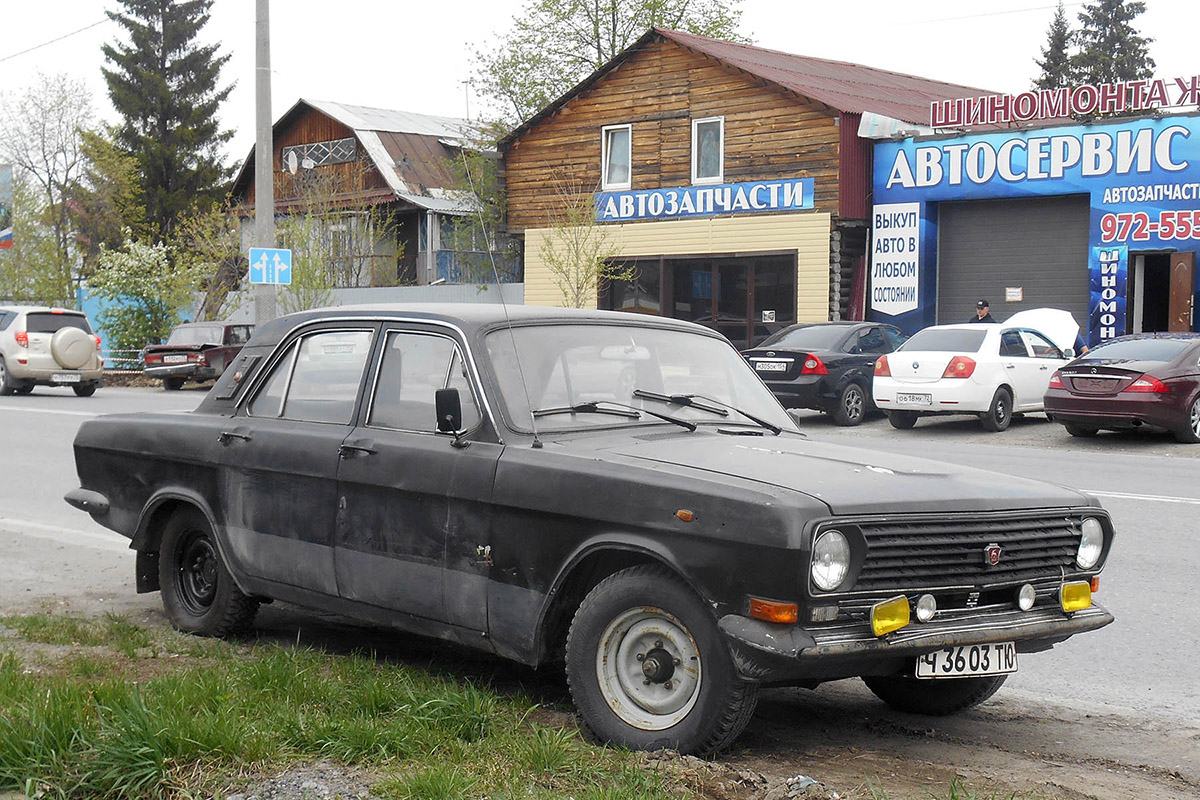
[601,124,632,190]
[691,117,724,185]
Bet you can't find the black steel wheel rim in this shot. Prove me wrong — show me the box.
[176,530,218,615]
[995,395,1009,426]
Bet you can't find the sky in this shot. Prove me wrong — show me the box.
[2,0,1195,167]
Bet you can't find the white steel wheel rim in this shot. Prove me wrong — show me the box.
[596,606,702,730]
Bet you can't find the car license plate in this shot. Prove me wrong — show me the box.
[163,354,187,364]
[896,393,932,406]
[915,642,1017,679]
[51,373,82,383]
[754,361,788,373]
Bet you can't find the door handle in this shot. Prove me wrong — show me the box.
[1005,364,1016,369]
[218,430,252,445]
[339,443,377,458]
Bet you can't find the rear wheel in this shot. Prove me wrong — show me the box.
[832,383,867,426]
[887,410,919,430]
[158,507,258,637]
[979,387,1012,432]
[862,674,1008,715]
[1173,397,1200,444]
[163,376,186,391]
[0,357,13,396]
[1064,423,1098,438]
[14,385,33,395]
[72,383,97,397]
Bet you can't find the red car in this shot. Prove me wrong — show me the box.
[1044,333,1200,442]
[143,322,254,390]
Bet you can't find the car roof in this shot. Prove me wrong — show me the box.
[1102,332,1200,342]
[0,305,86,315]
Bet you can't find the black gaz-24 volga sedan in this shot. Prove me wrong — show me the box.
[67,304,1114,755]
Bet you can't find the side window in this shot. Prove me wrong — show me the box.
[1021,330,1063,359]
[857,327,887,354]
[248,342,297,418]
[247,330,372,423]
[691,117,724,184]
[601,124,631,190]
[0,311,12,331]
[999,330,1029,358]
[368,332,481,432]
[228,325,252,345]
[882,327,908,351]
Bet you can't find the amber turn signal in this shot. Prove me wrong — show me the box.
[871,595,911,637]
[1060,581,1093,613]
[675,509,694,522]
[749,597,798,624]
[1091,577,1100,593]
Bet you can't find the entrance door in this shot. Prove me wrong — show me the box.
[665,255,795,348]
[1169,252,1195,332]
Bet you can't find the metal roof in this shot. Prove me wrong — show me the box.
[303,99,476,142]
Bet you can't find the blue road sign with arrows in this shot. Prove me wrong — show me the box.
[248,247,293,285]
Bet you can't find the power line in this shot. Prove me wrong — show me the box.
[0,18,110,65]
[910,2,1086,25]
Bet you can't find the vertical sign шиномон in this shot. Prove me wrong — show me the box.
[1089,246,1128,344]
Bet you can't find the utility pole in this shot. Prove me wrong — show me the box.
[253,0,276,323]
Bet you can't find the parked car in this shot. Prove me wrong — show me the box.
[66,304,1114,755]
[873,309,1076,431]
[742,322,907,425]
[1045,332,1200,442]
[143,321,254,390]
[0,305,103,396]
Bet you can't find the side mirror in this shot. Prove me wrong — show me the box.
[435,388,469,448]
[1064,348,1076,359]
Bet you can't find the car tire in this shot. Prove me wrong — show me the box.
[158,507,258,637]
[862,674,1008,716]
[980,387,1013,432]
[1064,423,1098,438]
[14,385,33,395]
[0,356,13,396]
[163,377,186,391]
[1173,396,1200,444]
[887,410,919,430]
[565,564,758,756]
[72,383,97,397]
[832,383,867,426]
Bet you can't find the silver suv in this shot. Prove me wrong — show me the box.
[0,306,103,396]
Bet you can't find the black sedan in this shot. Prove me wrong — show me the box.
[743,322,907,425]
[66,304,1113,755]
[1045,333,1200,442]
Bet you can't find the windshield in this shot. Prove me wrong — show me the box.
[485,324,797,433]
[1083,337,1195,362]
[757,324,849,350]
[900,328,988,353]
[167,325,225,345]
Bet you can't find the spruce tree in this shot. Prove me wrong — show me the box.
[1034,2,1074,89]
[102,0,233,241]
[1071,0,1155,85]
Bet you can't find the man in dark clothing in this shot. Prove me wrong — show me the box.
[969,299,996,323]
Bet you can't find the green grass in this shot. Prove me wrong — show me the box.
[0,613,678,800]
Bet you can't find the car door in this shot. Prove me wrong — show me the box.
[848,326,890,383]
[334,326,500,632]
[997,328,1041,409]
[1019,328,1069,408]
[216,324,376,595]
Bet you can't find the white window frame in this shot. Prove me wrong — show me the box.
[601,124,632,191]
[691,116,725,185]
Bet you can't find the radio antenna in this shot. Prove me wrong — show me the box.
[459,145,544,448]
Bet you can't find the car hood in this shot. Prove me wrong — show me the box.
[1004,308,1080,352]
[592,433,1086,515]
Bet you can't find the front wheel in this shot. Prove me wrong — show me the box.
[887,410,919,430]
[565,565,758,756]
[980,387,1013,432]
[1174,397,1200,443]
[862,674,1008,715]
[158,507,258,637]
[832,383,867,426]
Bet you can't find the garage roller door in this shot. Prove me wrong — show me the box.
[936,196,1090,327]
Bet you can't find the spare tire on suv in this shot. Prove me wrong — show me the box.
[51,327,96,369]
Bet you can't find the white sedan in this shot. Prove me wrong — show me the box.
[872,310,1077,432]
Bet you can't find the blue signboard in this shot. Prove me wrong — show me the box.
[248,247,293,285]
[595,178,814,223]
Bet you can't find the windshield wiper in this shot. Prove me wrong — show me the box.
[532,400,696,432]
[633,389,782,435]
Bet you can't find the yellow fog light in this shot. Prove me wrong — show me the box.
[1060,581,1092,613]
[871,595,911,637]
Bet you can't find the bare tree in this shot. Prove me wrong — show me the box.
[539,174,632,308]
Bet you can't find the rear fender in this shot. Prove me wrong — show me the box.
[132,489,250,596]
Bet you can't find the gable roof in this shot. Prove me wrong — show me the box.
[231,99,483,213]
[500,28,994,147]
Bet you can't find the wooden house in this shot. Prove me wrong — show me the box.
[500,28,987,347]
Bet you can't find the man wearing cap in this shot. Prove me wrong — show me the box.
[969,300,996,323]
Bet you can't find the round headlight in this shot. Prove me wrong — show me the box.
[811,530,850,591]
[915,594,937,622]
[1076,517,1104,569]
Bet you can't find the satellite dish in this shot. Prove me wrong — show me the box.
[286,151,299,174]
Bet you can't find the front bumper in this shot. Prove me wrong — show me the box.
[719,602,1114,683]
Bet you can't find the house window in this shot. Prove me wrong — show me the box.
[691,117,724,184]
[601,124,632,190]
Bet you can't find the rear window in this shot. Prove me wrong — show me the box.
[900,328,988,353]
[758,325,849,350]
[167,325,226,345]
[25,312,92,334]
[1085,338,1195,362]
